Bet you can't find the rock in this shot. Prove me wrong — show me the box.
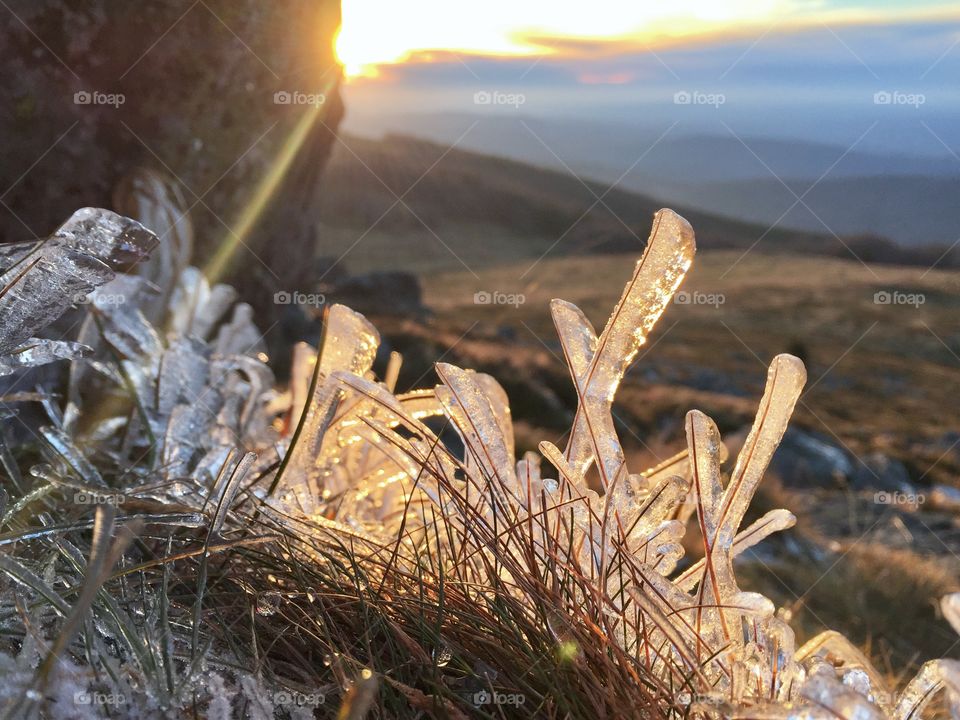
[768,428,854,488]
[495,325,518,342]
[0,0,343,331]
[850,452,914,493]
[327,272,426,317]
[765,428,917,494]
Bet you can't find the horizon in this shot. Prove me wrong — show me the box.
[334,3,960,250]
[338,4,960,160]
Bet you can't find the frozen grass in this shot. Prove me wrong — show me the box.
[1,181,959,719]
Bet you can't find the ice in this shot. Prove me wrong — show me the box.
[210,451,256,535]
[213,303,264,357]
[271,305,382,516]
[114,168,193,321]
[168,267,239,340]
[3,200,956,720]
[435,363,517,500]
[317,304,379,377]
[556,209,694,489]
[0,338,89,376]
[45,207,158,270]
[718,354,806,547]
[39,426,104,486]
[0,208,156,358]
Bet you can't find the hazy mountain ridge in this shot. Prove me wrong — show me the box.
[339,112,960,250]
[346,112,960,181]
[318,132,959,272]
[643,174,960,249]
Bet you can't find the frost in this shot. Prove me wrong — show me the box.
[556,209,695,488]
[0,208,157,375]
[2,198,958,719]
[262,208,958,719]
[0,338,90,376]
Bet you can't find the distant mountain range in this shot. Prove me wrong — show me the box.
[317,133,960,274]
[340,112,960,250]
[658,175,960,246]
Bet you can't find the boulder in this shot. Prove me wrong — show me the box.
[765,428,917,495]
[850,452,914,493]
[328,272,426,317]
[768,428,853,489]
[1,0,344,332]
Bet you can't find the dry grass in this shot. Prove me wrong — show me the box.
[420,250,960,485]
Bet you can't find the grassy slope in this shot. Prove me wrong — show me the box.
[316,134,836,275]
[315,133,960,673]
[422,250,960,483]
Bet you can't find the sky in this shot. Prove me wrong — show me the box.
[328,1,960,253]
[335,1,960,157]
[336,0,960,79]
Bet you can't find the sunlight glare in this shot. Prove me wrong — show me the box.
[336,0,794,79]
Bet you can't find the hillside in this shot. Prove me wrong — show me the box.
[354,249,960,669]
[420,250,960,467]
[650,174,960,248]
[338,112,960,251]
[315,133,836,274]
[317,133,960,277]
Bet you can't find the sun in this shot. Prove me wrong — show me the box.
[334,0,544,79]
[334,24,391,79]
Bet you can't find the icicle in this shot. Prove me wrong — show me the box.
[559,209,695,489]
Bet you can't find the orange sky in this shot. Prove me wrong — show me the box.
[335,0,960,79]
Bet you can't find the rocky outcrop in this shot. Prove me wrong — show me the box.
[0,0,343,328]
[327,271,427,318]
[765,427,916,494]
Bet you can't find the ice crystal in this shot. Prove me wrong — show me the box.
[0,208,157,374]
[264,208,960,719]
[1,195,958,718]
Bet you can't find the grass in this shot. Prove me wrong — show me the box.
[418,250,960,486]
[0,413,691,718]
[4,200,959,719]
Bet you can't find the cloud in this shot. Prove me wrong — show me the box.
[348,19,960,91]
